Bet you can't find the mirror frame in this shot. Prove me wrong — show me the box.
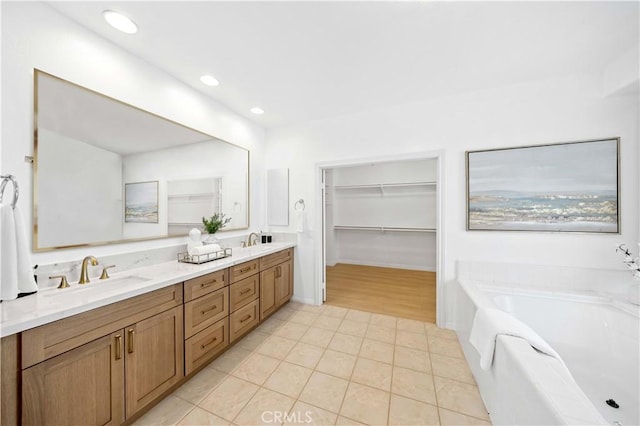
[33,69,250,252]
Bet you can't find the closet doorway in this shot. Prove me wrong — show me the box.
[317,154,443,324]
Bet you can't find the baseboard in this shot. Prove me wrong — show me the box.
[443,321,457,331]
[290,295,316,305]
[335,258,436,272]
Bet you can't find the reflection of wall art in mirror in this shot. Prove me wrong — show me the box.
[125,181,159,223]
[466,138,619,233]
[33,69,250,251]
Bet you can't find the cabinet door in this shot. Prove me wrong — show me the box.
[275,260,292,307]
[260,267,277,320]
[125,306,184,418]
[22,331,124,426]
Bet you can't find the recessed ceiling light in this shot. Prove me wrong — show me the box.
[250,107,264,115]
[200,75,219,87]
[103,10,138,34]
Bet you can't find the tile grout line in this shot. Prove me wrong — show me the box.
[199,318,283,423]
[387,321,398,425]
[258,312,308,411]
[333,312,355,420]
[257,311,334,424]
[426,323,442,426]
[150,304,485,426]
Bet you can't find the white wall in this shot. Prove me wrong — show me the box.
[266,71,639,324]
[38,129,122,247]
[1,2,265,266]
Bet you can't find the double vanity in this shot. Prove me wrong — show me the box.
[0,242,295,425]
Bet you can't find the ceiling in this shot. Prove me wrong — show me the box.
[47,1,639,128]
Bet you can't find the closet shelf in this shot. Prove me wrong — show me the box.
[168,192,218,198]
[333,225,436,233]
[334,181,435,190]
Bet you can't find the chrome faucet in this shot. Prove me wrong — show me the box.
[79,256,99,284]
[246,232,260,247]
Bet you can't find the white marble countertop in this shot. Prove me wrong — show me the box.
[0,242,295,337]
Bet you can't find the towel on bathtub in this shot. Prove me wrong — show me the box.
[470,307,566,371]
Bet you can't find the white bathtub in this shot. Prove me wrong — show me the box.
[455,280,640,426]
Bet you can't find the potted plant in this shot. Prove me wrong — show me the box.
[201,213,232,244]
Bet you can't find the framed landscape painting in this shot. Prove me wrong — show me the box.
[125,181,159,223]
[466,138,619,233]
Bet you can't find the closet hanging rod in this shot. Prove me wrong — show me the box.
[333,225,436,233]
[0,174,19,209]
[334,181,436,190]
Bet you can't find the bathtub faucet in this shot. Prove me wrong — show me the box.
[616,244,640,279]
[616,244,640,305]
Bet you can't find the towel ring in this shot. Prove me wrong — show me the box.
[294,199,305,211]
[0,174,19,209]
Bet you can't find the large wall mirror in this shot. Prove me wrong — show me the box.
[34,70,249,251]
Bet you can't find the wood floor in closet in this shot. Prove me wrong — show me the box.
[325,263,436,323]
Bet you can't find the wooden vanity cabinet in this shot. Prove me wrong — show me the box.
[22,331,125,426]
[19,285,184,425]
[4,247,296,426]
[259,249,293,320]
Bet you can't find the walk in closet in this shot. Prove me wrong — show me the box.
[324,158,437,322]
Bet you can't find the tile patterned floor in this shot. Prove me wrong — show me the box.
[133,302,491,426]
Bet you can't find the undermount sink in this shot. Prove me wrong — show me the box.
[246,244,273,253]
[101,275,151,286]
[43,275,151,297]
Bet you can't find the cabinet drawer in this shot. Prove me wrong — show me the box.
[184,269,227,302]
[260,249,292,271]
[184,287,228,338]
[229,275,259,312]
[185,318,228,376]
[229,259,259,283]
[229,299,259,343]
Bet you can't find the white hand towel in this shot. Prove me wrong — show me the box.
[189,244,222,256]
[187,228,203,254]
[14,206,38,294]
[294,210,306,233]
[470,307,567,371]
[1,204,19,300]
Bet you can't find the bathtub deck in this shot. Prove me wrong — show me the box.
[326,263,437,323]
